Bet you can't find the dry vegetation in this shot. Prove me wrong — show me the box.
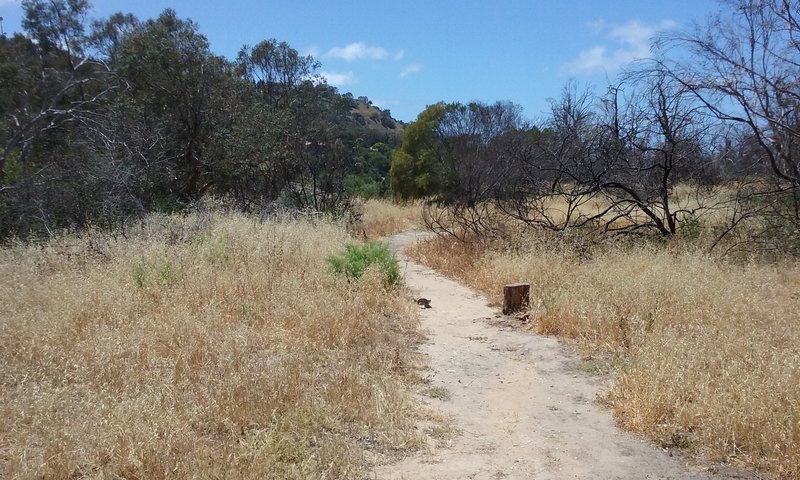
[408,230,800,478]
[360,199,422,239]
[0,210,426,479]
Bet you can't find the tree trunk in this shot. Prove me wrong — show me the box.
[503,283,530,315]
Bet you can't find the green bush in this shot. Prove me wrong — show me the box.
[327,242,401,286]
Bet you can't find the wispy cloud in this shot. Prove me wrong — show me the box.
[393,50,406,61]
[562,19,677,75]
[400,64,423,78]
[326,42,388,62]
[320,70,356,87]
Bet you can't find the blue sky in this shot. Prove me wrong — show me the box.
[0,0,721,122]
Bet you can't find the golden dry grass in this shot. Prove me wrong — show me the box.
[0,211,425,479]
[408,233,800,478]
[520,185,736,234]
[361,199,422,239]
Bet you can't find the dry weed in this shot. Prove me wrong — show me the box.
[361,199,422,239]
[0,212,424,479]
[408,233,800,478]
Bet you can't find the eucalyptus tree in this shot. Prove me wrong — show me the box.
[1,0,121,236]
[112,9,229,206]
[237,39,320,108]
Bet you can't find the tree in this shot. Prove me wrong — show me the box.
[89,12,138,63]
[390,101,526,238]
[2,0,111,178]
[1,1,125,236]
[233,40,362,213]
[21,0,89,66]
[273,81,360,213]
[658,0,800,250]
[0,4,396,240]
[390,102,452,199]
[497,75,722,237]
[345,141,394,198]
[236,39,320,108]
[112,9,227,206]
[661,0,800,187]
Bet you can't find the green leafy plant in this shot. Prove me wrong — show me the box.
[131,259,178,289]
[327,241,401,286]
[132,262,147,289]
[158,260,177,285]
[236,301,255,318]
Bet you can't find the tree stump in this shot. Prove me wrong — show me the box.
[502,283,530,315]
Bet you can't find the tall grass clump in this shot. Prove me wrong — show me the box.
[361,199,422,238]
[0,211,424,479]
[408,232,800,478]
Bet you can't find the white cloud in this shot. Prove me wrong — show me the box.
[400,63,423,78]
[393,49,406,61]
[563,46,610,75]
[320,70,356,87]
[562,19,677,75]
[326,42,388,62]
[610,19,676,46]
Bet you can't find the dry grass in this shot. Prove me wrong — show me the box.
[0,211,425,479]
[361,199,422,239]
[408,233,800,478]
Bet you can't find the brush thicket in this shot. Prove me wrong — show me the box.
[0,211,423,479]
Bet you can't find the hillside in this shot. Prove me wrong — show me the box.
[351,99,405,138]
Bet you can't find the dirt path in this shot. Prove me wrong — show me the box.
[376,231,754,480]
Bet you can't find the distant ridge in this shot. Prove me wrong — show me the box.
[351,98,405,138]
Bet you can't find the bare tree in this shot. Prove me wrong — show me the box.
[655,0,800,251]
[420,101,526,239]
[499,74,722,237]
[660,0,800,187]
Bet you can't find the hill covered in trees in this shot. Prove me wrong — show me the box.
[0,1,401,240]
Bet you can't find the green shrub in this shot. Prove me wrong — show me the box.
[131,259,179,289]
[327,241,401,286]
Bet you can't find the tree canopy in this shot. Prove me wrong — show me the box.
[390,102,451,199]
[0,1,401,239]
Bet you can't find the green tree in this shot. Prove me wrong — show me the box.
[237,39,320,108]
[389,103,452,199]
[113,9,228,206]
[275,81,360,213]
[1,1,126,236]
[2,0,105,177]
[345,141,394,198]
[1,3,391,239]
[21,0,89,66]
[89,12,138,63]
[390,101,524,203]
[233,40,362,213]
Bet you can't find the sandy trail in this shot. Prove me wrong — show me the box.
[376,231,754,480]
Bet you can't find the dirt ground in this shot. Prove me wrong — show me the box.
[375,231,758,480]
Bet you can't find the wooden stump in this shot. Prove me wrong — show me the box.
[502,283,530,315]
